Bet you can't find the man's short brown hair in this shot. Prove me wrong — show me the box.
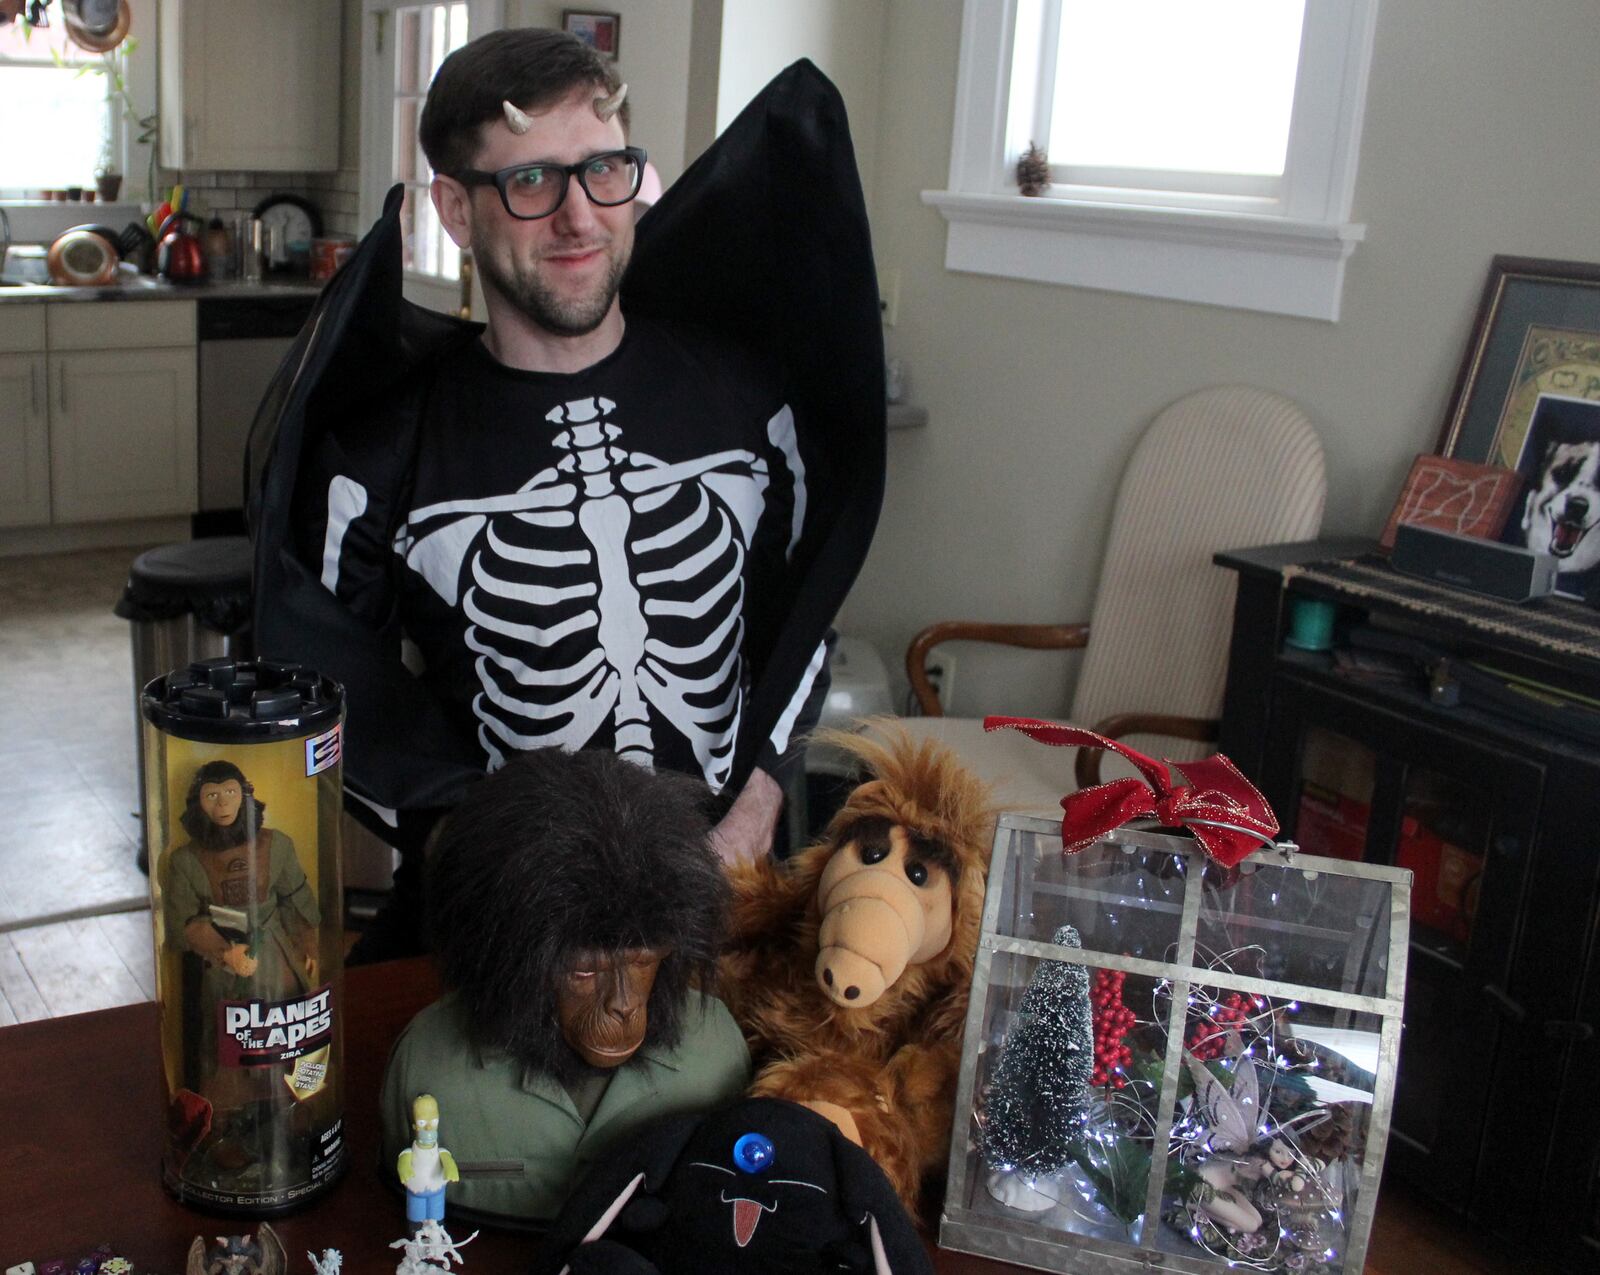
[419,28,629,178]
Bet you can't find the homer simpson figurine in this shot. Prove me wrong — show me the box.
[398,1094,459,1232]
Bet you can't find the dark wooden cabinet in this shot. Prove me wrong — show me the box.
[1216,540,1600,1271]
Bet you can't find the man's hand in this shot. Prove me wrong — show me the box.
[709,768,784,867]
[221,944,258,977]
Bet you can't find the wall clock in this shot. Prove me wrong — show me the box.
[252,194,324,267]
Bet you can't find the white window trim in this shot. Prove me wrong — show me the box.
[922,0,1379,322]
[358,0,503,232]
[0,0,156,208]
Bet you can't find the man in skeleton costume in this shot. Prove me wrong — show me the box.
[248,35,885,959]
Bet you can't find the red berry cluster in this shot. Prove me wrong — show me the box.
[1091,968,1136,1088]
[1184,991,1264,1060]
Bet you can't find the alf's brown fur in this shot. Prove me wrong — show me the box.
[721,726,994,1216]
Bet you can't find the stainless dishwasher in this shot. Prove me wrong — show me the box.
[197,294,317,528]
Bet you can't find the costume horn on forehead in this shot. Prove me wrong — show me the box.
[503,99,532,134]
[595,83,627,121]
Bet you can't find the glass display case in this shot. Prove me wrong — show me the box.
[940,817,1410,1274]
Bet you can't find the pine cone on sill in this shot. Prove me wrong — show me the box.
[1017,143,1050,197]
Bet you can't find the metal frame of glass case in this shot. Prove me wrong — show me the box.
[940,816,1412,1274]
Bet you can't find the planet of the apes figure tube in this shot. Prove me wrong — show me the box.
[142,659,346,1215]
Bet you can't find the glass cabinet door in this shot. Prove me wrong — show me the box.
[1260,673,1543,1208]
[1397,769,1489,963]
[1292,727,1375,863]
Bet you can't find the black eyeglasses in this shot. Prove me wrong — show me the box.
[454,147,648,221]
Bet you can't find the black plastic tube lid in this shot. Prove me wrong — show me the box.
[142,658,343,744]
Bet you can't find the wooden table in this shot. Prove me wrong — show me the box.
[0,958,1019,1275]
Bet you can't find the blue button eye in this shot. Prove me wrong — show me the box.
[732,1133,775,1174]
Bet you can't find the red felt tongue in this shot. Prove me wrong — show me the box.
[732,1198,762,1247]
[1555,520,1581,553]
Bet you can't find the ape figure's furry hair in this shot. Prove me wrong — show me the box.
[720,725,995,1216]
[428,747,727,1084]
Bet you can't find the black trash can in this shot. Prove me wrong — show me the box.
[115,536,253,871]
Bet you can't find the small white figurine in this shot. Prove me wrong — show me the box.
[307,1250,342,1275]
[389,1220,477,1275]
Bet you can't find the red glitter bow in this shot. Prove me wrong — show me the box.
[983,716,1279,868]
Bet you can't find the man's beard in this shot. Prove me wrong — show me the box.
[475,233,629,337]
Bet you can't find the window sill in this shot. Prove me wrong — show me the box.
[1,201,147,245]
[920,190,1366,322]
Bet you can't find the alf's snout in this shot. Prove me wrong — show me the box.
[815,879,927,1008]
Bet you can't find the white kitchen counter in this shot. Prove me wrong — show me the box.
[0,277,323,304]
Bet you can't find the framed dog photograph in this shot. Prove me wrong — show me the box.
[563,10,620,57]
[1504,393,1600,602]
[1436,256,1600,469]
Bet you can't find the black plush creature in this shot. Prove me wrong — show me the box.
[534,1098,933,1275]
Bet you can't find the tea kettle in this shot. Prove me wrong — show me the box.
[157,212,206,284]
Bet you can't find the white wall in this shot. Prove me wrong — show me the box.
[840,0,1600,718]
[713,0,886,202]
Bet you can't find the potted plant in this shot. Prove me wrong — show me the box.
[94,131,121,201]
[18,7,155,204]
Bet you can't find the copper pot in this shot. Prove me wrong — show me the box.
[46,227,118,286]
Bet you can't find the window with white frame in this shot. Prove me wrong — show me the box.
[0,19,113,192]
[924,0,1380,321]
[385,2,469,282]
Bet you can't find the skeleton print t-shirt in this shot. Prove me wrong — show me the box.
[315,317,812,793]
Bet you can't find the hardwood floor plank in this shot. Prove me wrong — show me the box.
[0,802,145,923]
[96,909,158,1002]
[10,917,148,1017]
[0,933,50,1023]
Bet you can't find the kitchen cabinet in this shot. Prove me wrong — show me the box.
[0,352,51,527]
[0,301,198,529]
[159,0,341,173]
[0,305,50,527]
[49,348,197,524]
[46,302,197,525]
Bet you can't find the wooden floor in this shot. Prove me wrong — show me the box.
[1367,1187,1525,1275]
[0,908,155,1024]
[0,546,155,1022]
[0,547,1540,1272]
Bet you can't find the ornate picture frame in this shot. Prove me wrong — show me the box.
[1436,255,1600,468]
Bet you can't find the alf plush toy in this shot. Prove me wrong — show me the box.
[719,728,993,1216]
